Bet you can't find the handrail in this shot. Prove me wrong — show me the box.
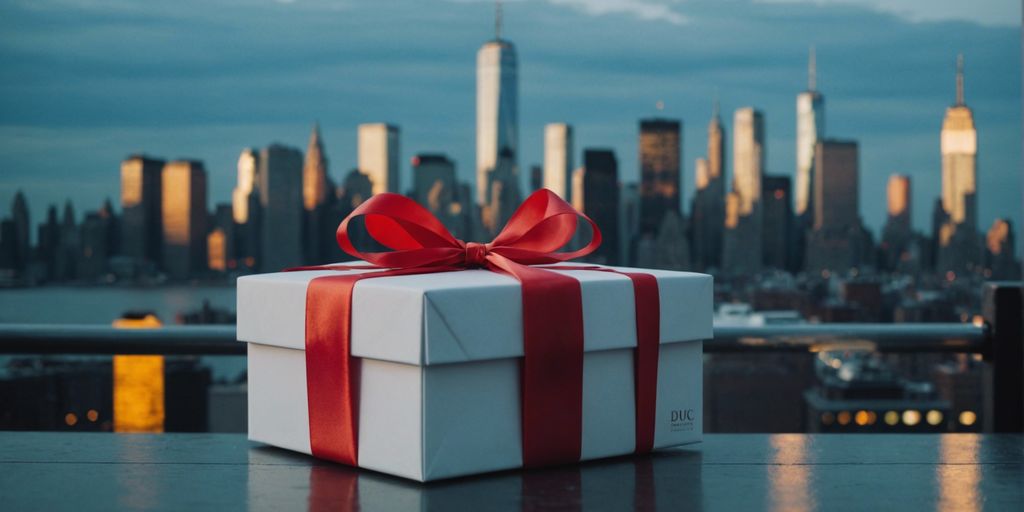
[0,322,988,356]
[0,324,243,355]
[711,323,987,354]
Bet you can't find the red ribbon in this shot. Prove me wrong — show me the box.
[295,189,660,468]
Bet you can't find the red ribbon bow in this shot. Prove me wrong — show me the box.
[297,189,660,468]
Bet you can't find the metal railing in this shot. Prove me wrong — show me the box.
[0,282,1020,431]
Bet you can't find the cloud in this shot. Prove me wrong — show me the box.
[546,0,688,25]
[758,0,1021,27]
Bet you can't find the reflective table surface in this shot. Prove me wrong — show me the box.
[1,433,1021,511]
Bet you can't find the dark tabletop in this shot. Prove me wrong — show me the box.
[1,433,1021,511]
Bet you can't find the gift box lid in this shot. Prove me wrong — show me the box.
[237,263,712,366]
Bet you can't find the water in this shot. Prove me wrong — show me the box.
[0,285,244,381]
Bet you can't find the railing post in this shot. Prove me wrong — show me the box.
[983,282,1023,432]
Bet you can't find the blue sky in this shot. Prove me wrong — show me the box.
[0,0,1019,245]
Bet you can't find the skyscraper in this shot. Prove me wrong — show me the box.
[161,160,207,280]
[232,149,259,225]
[303,123,329,211]
[10,191,30,275]
[481,147,521,236]
[303,124,333,264]
[207,204,235,273]
[761,175,792,271]
[813,141,858,231]
[258,144,304,272]
[732,108,764,216]
[120,155,164,265]
[691,101,725,271]
[358,123,400,196]
[721,108,764,275]
[937,54,979,275]
[543,123,573,201]
[476,3,518,205]
[805,140,868,274]
[638,118,681,235]
[881,174,913,270]
[232,148,261,270]
[36,205,59,281]
[887,174,912,230]
[795,47,825,218]
[984,219,1020,280]
[412,153,461,236]
[572,149,620,265]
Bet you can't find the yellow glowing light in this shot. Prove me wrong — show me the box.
[830,359,842,369]
[65,413,78,426]
[114,355,165,433]
[926,410,943,426]
[87,409,99,422]
[903,410,921,426]
[884,411,900,426]
[112,314,162,329]
[837,411,851,426]
[112,315,165,433]
[971,315,984,327]
[854,410,875,426]
[821,412,835,426]
[959,411,977,426]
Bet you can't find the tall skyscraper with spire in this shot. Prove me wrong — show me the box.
[795,46,825,218]
[303,123,329,211]
[937,54,979,275]
[476,1,519,207]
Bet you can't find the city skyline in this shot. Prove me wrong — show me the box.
[0,0,1019,247]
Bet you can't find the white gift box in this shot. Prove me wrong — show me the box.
[237,263,711,482]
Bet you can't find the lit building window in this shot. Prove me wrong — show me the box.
[903,410,921,426]
[959,411,977,426]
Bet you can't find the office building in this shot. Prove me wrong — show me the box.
[572,149,620,265]
[161,160,208,279]
[543,123,573,201]
[120,156,165,266]
[805,140,868,274]
[691,102,725,271]
[358,123,400,196]
[638,118,681,235]
[258,145,304,272]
